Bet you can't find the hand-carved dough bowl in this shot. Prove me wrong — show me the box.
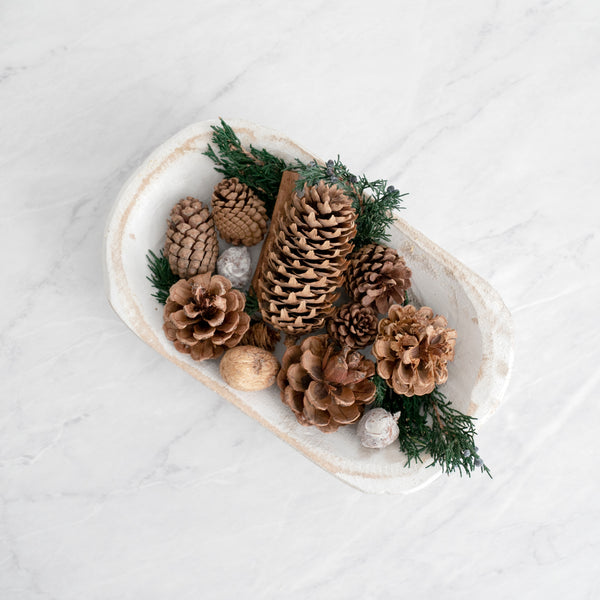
[103,119,514,494]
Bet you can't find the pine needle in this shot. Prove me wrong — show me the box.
[203,118,289,215]
[372,377,491,477]
[244,287,260,317]
[202,120,407,248]
[146,249,178,305]
[293,156,407,248]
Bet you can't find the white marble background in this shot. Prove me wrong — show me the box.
[2,1,599,598]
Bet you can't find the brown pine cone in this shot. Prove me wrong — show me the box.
[258,180,356,336]
[327,302,378,349]
[212,178,268,246]
[240,321,281,352]
[372,304,456,396]
[346,243,412,314]
[277,334,376,433]
[163,273,250,361]
[164,197,219,279]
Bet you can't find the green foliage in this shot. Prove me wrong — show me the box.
[146,249,178,305]
[294,156,407,248]
[371,374,390,409]
[372,382,491,477]
[203,118,289,215]
[244,287,260,317]
[203,120,406,248]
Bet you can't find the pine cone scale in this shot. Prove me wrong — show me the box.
[165,198,218,279]
[373,304,456,396]
[327,302,378,350]
[278,335,376,432]
[212,178,268,246]
[240,322,280,352]
[346,243,412,314]
[258,179,356,337]
[162,274,249,361]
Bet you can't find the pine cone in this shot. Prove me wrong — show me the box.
[212,178,268,246]
[240,321,281,352]
[372,304,456,396]
[346,243,412,314]
[258,181,356,336]
[164,197,219,279]
[327,302,378,349]
[277,335,376,432]
[163,273,250,361]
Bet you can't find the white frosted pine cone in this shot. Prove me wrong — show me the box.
[217,246,252,289]
[357,408,400,449]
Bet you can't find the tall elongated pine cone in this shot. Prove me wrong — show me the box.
[277,335,377,432]
[258,181,356,336]
[212,178,268,246]
[327,302,378,349]
[163,273,250,361]
[346,243,412,314]
[165,197,219,279]
[372,304,456,396]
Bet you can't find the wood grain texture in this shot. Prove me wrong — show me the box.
[250,170,298,293]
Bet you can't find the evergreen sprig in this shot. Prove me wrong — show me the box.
[203,118,289,215]
[146,249,178,305]
[294,156,407,248]
[372,376,491,477]
[202,120,407,249]
[244,288,260,317]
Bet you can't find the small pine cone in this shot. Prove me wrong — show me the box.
[212,178,268,246]
[372,304,456,396]
[327,302,378,349]
[346,243,412,314]
[240,321,281,352]
[165,197,219,279]
[163,273,251,361]
[277,334,377,433]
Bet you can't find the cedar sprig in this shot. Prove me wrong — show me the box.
[371,376,491,477]
[372,372,390,408]
[146,249,179,305]
[203,120,408,248]
[203,118,289,215]
[244,288,260,317]
[294,156,407,248]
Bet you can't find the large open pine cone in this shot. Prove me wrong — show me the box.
[277,334,376,432]
[346,243,412,314]
[327,302,378,349]
[163,273,250,361]
[165,197,219,279]
[212,178,268,246]
[372,304,456,396]
[258,181,356,336]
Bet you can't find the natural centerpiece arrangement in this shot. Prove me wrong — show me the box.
[146,119,490,477]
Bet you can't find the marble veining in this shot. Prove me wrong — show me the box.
[1,0,599,598]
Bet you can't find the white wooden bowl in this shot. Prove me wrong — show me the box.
[103,119,514,494]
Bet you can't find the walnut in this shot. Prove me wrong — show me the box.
[220,345,280,391]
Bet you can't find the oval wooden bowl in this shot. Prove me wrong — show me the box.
[103,119,514,494]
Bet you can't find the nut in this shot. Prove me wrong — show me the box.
[220,345,280,391]
[357,408,400,449]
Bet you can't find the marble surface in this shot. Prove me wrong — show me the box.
[1,1,599,598]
